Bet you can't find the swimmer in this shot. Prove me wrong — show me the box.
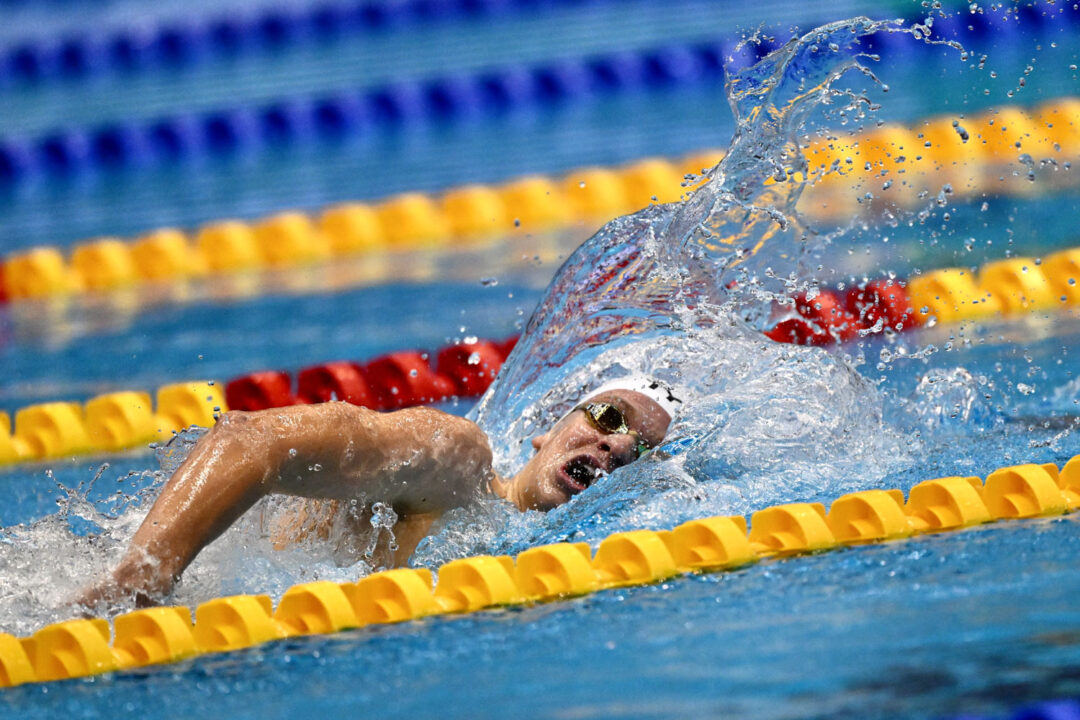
[80,377,679,607]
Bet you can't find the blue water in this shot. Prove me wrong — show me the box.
[0,1,872,136]
[1,1,1077,250]
[0,281,1076,718]
[4,504,1080,720]
[2,4,1080,720]
[0,267,546,411]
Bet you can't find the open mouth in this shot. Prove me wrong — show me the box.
[558,455,604,493]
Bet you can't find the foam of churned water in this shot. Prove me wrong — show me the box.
[1,17,1076,633]
[470,17,953,458]
[438,17,940,558]
[0,437,399,635]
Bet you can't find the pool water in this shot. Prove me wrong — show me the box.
[4,486,1080,720]
[1,2,1080,719]
[0,286,1076,720]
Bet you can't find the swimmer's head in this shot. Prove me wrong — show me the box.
[495,382,677,511]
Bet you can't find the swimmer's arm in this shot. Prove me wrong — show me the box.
[85,403,492,605]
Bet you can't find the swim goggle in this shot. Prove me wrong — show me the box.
[578,401,652,458]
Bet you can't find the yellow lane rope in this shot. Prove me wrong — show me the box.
[0,242,1076,468]
[0,455,1076,687]
[4,97,1078,305]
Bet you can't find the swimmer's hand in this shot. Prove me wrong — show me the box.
[73,553,166,613]
[85,402,493,605]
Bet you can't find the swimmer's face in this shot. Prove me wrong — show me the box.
[508,390,672,511]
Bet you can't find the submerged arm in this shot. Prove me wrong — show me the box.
[82,402,493,606]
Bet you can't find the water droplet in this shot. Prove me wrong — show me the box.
[288,448,298,458]
[467,352,482,365]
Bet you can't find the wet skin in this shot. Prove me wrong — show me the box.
[80,389,671,607]
[493,390,672,511]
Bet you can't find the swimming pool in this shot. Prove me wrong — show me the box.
[1,3,1080,719]
[11,506,1080,720]
[3,334,1080,720]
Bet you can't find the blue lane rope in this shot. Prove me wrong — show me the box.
[0,0,604,83]
[0,0,745,88]
[0,38,748,185]
[0,3,1077,187]
[945,697,1080,720]
[1,0,1073,92]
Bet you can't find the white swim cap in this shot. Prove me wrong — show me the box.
[587,373,683,418]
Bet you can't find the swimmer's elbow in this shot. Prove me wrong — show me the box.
[208,409,262,438]
[215,404,368,465]
[205,410,280,459]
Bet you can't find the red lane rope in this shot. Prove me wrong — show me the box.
[224,337,519,412]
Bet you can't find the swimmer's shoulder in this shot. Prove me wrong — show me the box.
[392,405,494,467]
[376,405,496,512]
[276,401,491,460]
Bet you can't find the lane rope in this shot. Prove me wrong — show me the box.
[0,452,1076,688]
[2,2,1073,96]
[4,7,1077,186]
[2,97,1077,310]
[945,697,1080,720]
[0,240,1078,468]
[0,0,766,92]
[0,336,516,466]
